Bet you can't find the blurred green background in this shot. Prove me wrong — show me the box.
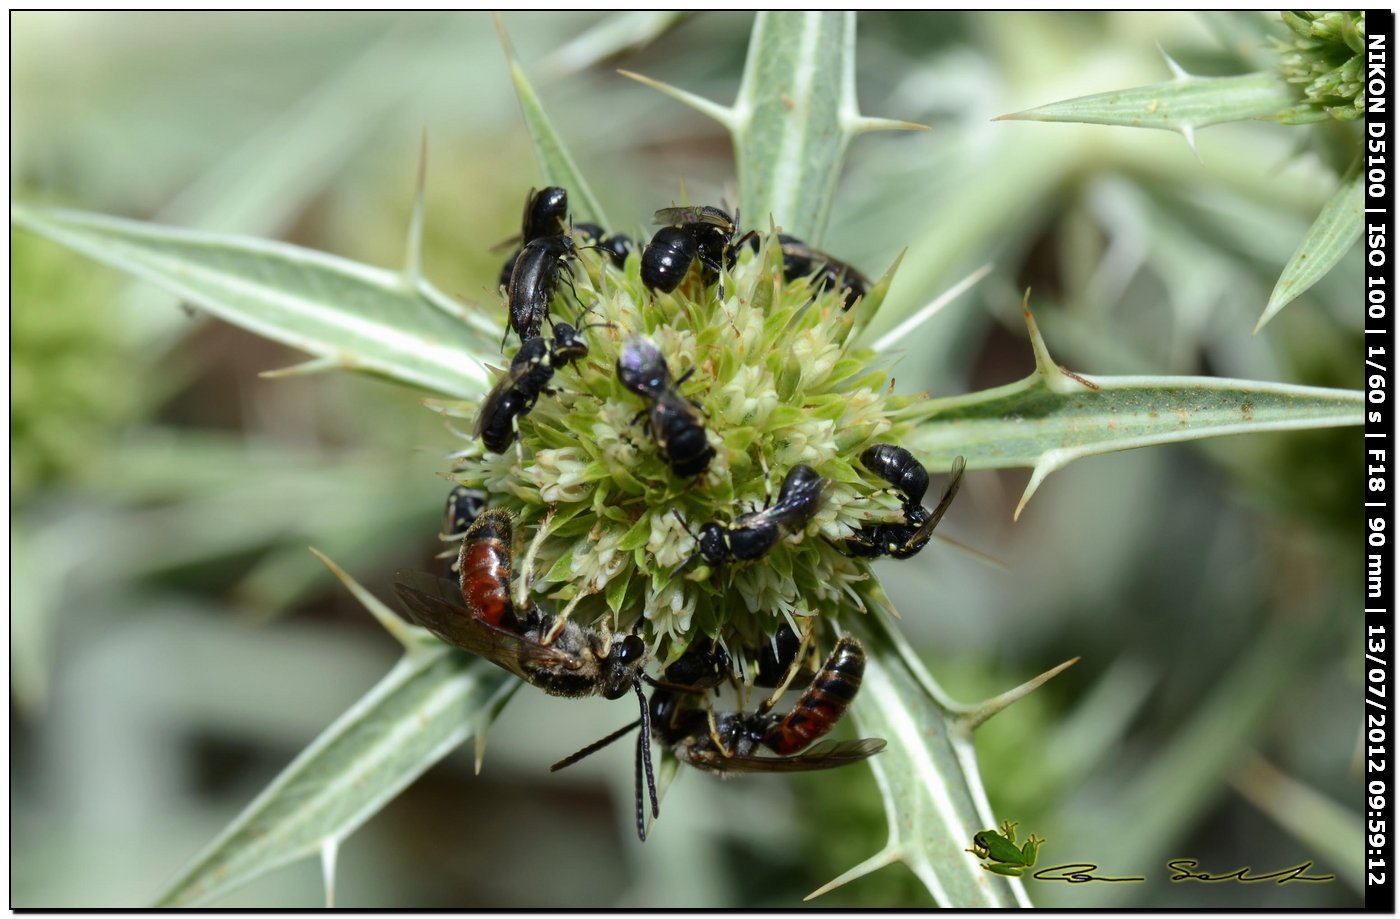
[11,11,1362,908]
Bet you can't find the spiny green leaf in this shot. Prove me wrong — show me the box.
[734,12,924,242]
[902,304,1362,517]
[154,649,512,906]
[495,14,609,227]
[1257,157,1363,332]
[810,607,1030,907]
[11,205,496,400]
[623,12,923,244]
[998,67,1295,154]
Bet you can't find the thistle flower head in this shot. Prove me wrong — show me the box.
[448,231,918,677]
[1276,10,1365,122]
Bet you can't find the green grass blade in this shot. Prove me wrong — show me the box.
[1040,615,1336,908]
[900,306,1362,517]
[495,14,609,227]
[153,648,513,906]
[998,69,1295,143]
[1257,158,1363,332]
[11,205,496,399]
[1229,753,1364,893]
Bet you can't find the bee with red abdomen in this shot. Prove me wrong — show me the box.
[395,512,658,811]
[758,635,865,755]
[656,636,881,773]
[453,509,516,629]
[550,635,884,841]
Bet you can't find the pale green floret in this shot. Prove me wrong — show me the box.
[446,233,921,672]
[1276,10,1365,122]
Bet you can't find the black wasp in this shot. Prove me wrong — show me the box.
[674,464,829,568]
[845,444,966,560]
[616,335,714,478]
[476,321,595,454]
[551,634,885,840]
[642,206,755,300]
[395,511,657,814]
[774,234,870,311]
[575,222,634,270]
[497,186,570,290]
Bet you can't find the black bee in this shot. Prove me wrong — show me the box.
[642,206,755,299]
[657,638,733,692]
[775,234,870,311]
[440,484,489,573]
[506,234,579,345]
[675,464,829,568]
[521,186,570,241]
[443,485,488,539]
[498,187,571,289]
[754,622,803,688]
[616,335,714,478]
[475,322,593,454]
[395,511,657,822]
[551,635,885,840]
[574,223,634,270]
[846,446,966,560]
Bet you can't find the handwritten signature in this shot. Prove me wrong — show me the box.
[1166,859,1335,884]
[1029,860,1334,885]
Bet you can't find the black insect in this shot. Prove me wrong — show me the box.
[616,335,714,478]
[845,446,966,560]
[395,511,657,827]
[551,635,885,840]
[774,234,871,311]
[674,464,829,568]
[642,206,755,299]
[443,485,489,539]
[521,186,570,242]
[505,234,579,345]
[657,638,732,692]
[498,187,571,289]
[754,622,803,688]
[597,232,634,269]
[475,322,593,454]
[574,222,634,270]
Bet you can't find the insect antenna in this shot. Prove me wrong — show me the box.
[669,508,702,576]
[635,678,658,822]
[549,719,640,772]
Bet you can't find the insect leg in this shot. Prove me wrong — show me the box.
[541,589,591,645]
[515,508,555,612]
[756,622,812,715]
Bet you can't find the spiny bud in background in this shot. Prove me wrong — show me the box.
[1276,10,1365,123]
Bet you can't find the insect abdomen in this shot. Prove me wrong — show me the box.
[762,637,864,755]
[458,511,515,628]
